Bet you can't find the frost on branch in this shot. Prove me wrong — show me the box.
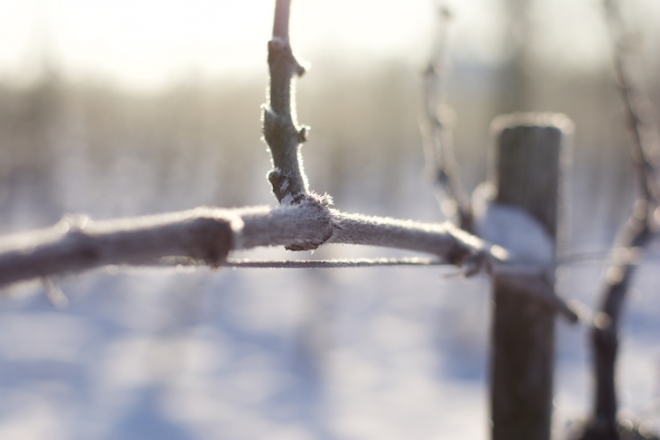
[262,0,310,204]
[0,203,503,290]
[0,208,237,289]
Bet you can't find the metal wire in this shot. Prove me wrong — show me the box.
[218,249,659,271]
[222,257,446,269]
[131,248,660,274]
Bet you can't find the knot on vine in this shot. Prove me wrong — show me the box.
[298,126,308,143]
[268,168,302,204]
[268,38,305,77]
[444,223,503,277]
[285,192,334,251]
[186,216,234,267]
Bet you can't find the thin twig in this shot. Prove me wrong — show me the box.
[580,1,660,437]
[496,273,579,323]
[605,0,660,203]
[263,0,310,204]
[420,5,473,231]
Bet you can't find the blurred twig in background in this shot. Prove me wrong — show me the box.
[420,4,474,232]
[578,1,660,439]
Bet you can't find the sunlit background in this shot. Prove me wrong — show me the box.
[1,0,658,88]
[0,0,659,439]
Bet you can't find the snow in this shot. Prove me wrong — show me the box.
[473,182,554,267]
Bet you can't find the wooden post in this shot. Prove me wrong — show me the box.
[489,113,572,440]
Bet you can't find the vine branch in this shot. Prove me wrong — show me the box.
[605,0,660,203]
[0,201,581,320]
[263,0,309,204]
[0,201,502,290]
[580,1,660,438]
[420,5,473,231]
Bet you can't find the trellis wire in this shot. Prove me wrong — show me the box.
[220,249,655,270]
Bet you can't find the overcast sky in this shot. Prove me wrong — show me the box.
[0,0,657,90]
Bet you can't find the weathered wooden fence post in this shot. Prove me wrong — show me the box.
[489,113,572,440]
